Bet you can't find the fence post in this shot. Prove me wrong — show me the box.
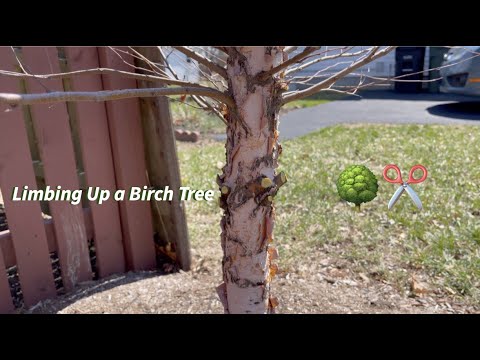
[133,47,191,271]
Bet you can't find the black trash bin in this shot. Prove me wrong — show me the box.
[428,46,449,93]
[394,47,426,93]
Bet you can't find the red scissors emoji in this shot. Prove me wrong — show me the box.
[383,164,427,210]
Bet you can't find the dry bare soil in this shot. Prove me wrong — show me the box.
[30,245,477,314]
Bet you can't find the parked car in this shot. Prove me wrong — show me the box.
[439,46,480,96]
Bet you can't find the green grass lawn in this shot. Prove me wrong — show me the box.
[282,90,355,111]
[177,124,480,304]
[171,93,331,134]
[282,98,329,110]
[170,100,226,134]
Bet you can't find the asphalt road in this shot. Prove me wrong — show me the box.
[279,91,480,140]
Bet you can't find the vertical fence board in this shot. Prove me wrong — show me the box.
[64,47,125,277]
[21,47,92,290]
[134,47,191,271]
[0,207,95,269]
[0,47,57,307]
[98,47,156,271]
[0,245,14,313]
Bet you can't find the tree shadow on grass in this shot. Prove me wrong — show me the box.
[426,101,480,121]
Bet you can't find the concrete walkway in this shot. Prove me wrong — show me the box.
[279,91,480,140]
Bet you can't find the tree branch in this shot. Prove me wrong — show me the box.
[0,86,234,107]
[0,67,204,88]
[282,47,396,104]
[157,46,227,124]
[287,61,355,84]
[285,47,370,75]
[107,46,161,76]
[257,46,320,80]
[127,46,170,77]
[192,47,227,65]
[192,95,227,125]
[157,46,180,77]
[173,46,228,79]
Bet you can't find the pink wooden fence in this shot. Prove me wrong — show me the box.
[0,47,167,313]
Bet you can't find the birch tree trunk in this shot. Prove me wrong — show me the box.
[217,47,287,314]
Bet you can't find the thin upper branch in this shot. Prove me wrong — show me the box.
[157,46,180,78]
[107,46,160,76]
[0,68,204,88]
[285,47,369,75]
[290,49,480,89]
[288,60,356,84]
[191,46,227,65]
[11,47,29,74]
[173,46,228,79]
[192,95,227,125]
[169,47,226,91]
[257,46,320,80]
[282,47,396,104]
[127,46,170,77]
[0,86,234,107]
[157,47,227,124]
[11,46,51,92]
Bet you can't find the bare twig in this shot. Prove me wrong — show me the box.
[158,47,227,124]
[133,46,226,124]
[357,74,442,83]
[290,49,480,90]
[10,47,29,74]
[191,95,227,125]
[10,46,51,92]
[296,49,480,92]
[108,46,159,75]
[318,88,363,97]
[0,86,234,107]
[168,48,226,90]
[357,51,480,84]
[127,46,170,77]
[285,47,369,75]
[173,46,227,79]
[0,68,205,88]
[287,61,356,84]
[157,46,179,78]
[286,46,353,66]
[282,46,396,104]
[191,46,227,65]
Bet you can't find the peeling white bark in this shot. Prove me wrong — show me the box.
[218,47,285,314]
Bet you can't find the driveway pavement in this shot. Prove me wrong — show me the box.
[279,91,480,140]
